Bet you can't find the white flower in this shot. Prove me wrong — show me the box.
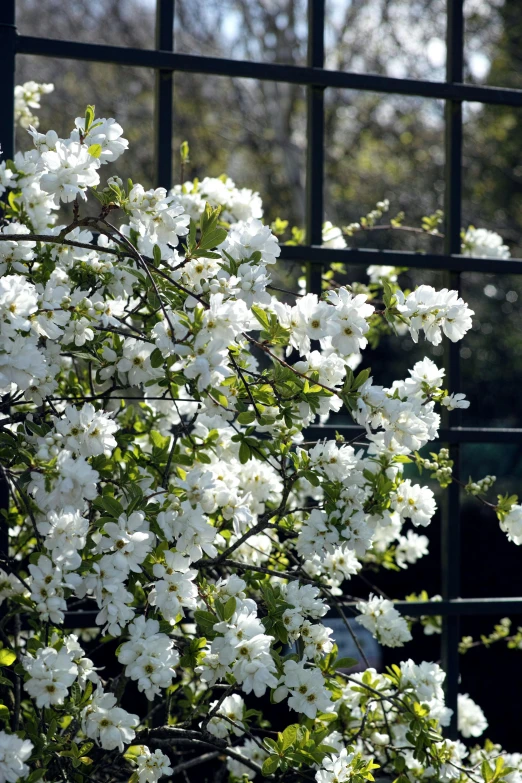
[37,507,88,571]
[81,555,135,636]
[62,316,94,346]
[116,338,161,386]
[500,504,522,545]
[355,594,412,647]
[322,221,346,249]
[230,634,278,697]
[134,747,173,783]
[297,508,340,559]
[14,80,53,128]
[0,224,36,275]
[435,739,468,782]
[282,582,328,620]
[207,694,246,738]
[275,659,333,719]
[29,451,99,512]
[0,274,38,334]
[82,688,139,751]
[225,186,263,223]
[64,634,100,689]
[0,730,33,783]
[396,285,474,345]
[392,480,436,527]
[23,646,78,708]
[39,140,100,204]
[128,184,189,246]
[53,403,118,457]
[395,530,429,568]
[73,116,128,162]
[0,570,29,605]
[441,392,470,411]
[307,440,359,482]
[462,227,510,259]
[315,748,357,783]
[400,659,445,702]
[405,357,445,396]
[219,218,280,265]
[148,551,198,623]
[28,556,70,623]
[197,292,253,348]
[97,512,154,574]
[117,617,179,700]
[300,622,335,660]
[367,264,398,284]
[458,693,488,738]
[164,501,219,561]
[0,162,16,198]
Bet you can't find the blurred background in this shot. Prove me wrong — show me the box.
[14,0,522,751]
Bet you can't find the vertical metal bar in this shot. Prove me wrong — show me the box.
[441,0,464,740]
[305,0,325,295]
[0,0,16,567]
[0,0,16,161]
[154,0,174,189]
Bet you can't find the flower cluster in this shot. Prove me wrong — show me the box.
[0,87,517,783]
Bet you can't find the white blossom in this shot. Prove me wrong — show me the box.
[0,731,33,783]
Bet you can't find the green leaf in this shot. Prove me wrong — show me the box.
[0,705,9,723]
[124,746,145,762]
[150,347,164,369]
[198,227,227,252]
[239,441,251,464]
[180,140,190,162]
[334,656,358,670]
[187,218,197,252]
[251,305,271,330]
[194,610,217,635]
[153,244,162,266]
[223,596,237,621]
[262,756,280,776]
[0,649,16,667]
[237,411,256,426]
[302,470,320,487]
[94,495,124,519]
[353,367,371,389]
[281,724,298,751]
[27,771,46,783]
[88,143,103,159]
[84,105,95,132]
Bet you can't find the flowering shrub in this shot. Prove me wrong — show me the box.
[0,82,519,783]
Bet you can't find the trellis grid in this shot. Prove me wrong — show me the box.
[1,0,522,740]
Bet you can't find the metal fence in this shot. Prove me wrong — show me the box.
[2,0,522,739]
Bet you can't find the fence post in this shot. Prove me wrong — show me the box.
[154,0,175,190]
[0,0,16,161]
[442,0,464,739]
[305,0,325,296]
[0,0,16,565]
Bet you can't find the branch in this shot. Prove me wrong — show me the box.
[169,751,221,777]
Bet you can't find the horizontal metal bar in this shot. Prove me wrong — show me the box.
[15,34,522,108]
[335,598,522,617]
[279,244,522,275]
[394,598,522,616]
[305,425,522,444]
